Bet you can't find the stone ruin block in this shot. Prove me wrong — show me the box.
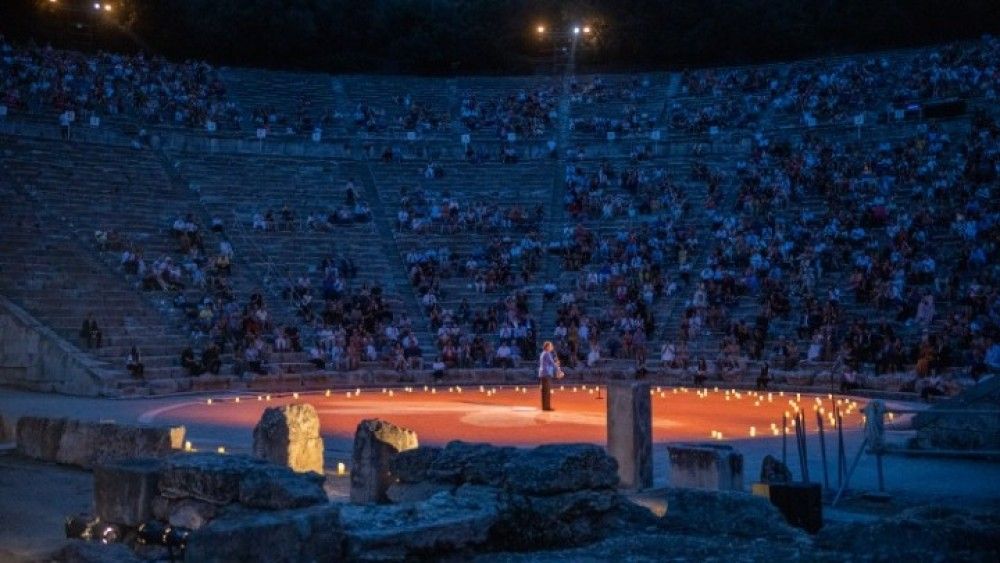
[15,416,67,460]
[94,459,162,527]
[0,413,12,443]
[426,441,518,486]
[667,443,744,492]
[183,504,343,563]
[15,415,184,468]
[340,485,499,560]
[252,403,325,474]
[503,443,619,495]
[606,381,653,490]
[158,453,327,510]
[350,419,418,505]
[657,487,806,542]
[56,419,185,468]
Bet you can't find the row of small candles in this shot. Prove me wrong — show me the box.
[181,439,349,477]
[198,384,871,442]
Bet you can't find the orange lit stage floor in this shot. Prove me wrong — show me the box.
[142,385,865,448]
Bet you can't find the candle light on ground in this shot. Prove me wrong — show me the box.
[184,441,192,452]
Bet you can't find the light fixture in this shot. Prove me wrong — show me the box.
[537,25,545,34]
[583,26,592,33]
[104,3,113,11]
[93,2,101,9]
[100,524,120,544]
[573,26,580,35]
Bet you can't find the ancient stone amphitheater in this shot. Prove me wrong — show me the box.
[2,38,996,403]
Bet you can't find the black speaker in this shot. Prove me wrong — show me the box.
[768,482,823,533]
[922,98,967,119]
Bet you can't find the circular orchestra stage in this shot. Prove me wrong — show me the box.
[141,384,866,449]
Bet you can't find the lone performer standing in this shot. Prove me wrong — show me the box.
[538,341,562,411]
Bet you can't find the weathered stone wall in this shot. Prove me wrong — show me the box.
[93,452,329,534]
[0,296,112,396]
[0,412,12,443]
[382,440,631,551]
[912,376,1000,450]
[667,443,744,491]
[168,438,639,561]
[15,415,185,468]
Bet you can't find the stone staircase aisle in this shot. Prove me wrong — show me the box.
[344,161,437,359]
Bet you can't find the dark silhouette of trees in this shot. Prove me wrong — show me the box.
[2,0,998,73]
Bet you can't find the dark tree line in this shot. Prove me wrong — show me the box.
[2,0,999,74]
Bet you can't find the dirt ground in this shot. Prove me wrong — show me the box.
[0,449,92,562]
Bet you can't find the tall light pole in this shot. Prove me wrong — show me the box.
[534,23,593,85]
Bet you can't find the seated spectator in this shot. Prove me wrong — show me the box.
[432,357,446,381]
[586,340,602,367]
[244,343,266,375]
[839,369,861,393]
[202,343,222,375]
[126,346,144,379]
[495,341,515,368]
[274,328,290,352]
[919,374,947,402]
[756,361,771,390]
[693,357,708,385]
[180,347,203,376]
[308,346,326,370]
[660,342,676,368]
[80,314,102,349]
